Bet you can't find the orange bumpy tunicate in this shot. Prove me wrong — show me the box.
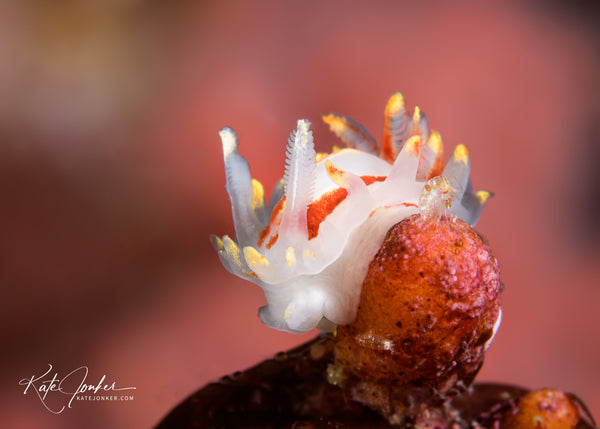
[334,213,502,397]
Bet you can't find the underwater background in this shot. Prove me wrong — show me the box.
[1,1,599,427]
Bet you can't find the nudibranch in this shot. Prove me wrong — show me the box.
[211,93,492,334]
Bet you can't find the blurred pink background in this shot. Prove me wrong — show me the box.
[2,1,599,428]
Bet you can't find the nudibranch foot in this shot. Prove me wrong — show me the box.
[212,93,493,333]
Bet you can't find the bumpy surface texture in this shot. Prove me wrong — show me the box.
[335,214,502,393]
[501,389,580,429]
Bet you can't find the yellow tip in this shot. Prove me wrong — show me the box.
[223,236,241,259]
[322,113,336,126]
[315,152,328,162]
[452,144,469,165]
[412,105,421,122]
[405,135,422,156]
[426,130,443,155]
[385,92,406,116]
[322,114,347,137]
[210,235,224,251]
[475,190,493,204]
[251,179,265,211]
[325,161,346,185]
[243,246,269,268]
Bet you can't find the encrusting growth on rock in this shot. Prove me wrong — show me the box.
[334,213,502,425]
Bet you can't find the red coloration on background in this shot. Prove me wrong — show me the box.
[1,1,599,428]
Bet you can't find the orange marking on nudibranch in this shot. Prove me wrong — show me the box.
[368,202,419,218]
[325,162,345,182]
[258,171,410,248]
[266,232,279,249]
[307,188,348,240]
[307,174,387,240]
[360,175,387,186]
[260,171,390,245]
[257,169,394,248]
[258,197,286,248]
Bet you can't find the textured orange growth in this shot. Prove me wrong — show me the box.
[501,389,580,429]
[334,214,502,391]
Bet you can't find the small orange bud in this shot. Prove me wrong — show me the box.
[501,389,580,429]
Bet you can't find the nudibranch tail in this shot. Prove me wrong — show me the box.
[212,93,492,333]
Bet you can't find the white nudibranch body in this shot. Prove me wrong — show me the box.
[211,93,491,333]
